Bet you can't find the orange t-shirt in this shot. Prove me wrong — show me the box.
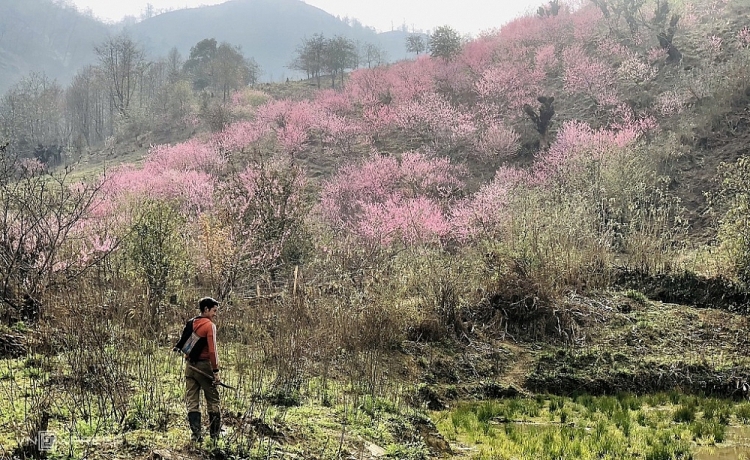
[192,317,219,372]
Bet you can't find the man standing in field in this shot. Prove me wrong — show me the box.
[174,297,222,443]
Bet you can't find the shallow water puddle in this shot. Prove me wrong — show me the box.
[696,426,750,460]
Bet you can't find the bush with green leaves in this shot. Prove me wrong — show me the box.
[123,199,191,321]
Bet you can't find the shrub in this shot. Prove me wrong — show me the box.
[625,290,648,305]
[735,403,750,424]
[691,419,726,443]
[716,157,750,285]
[124,199,191,321]
[673,404,696,423]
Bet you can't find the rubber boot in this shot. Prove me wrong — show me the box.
[187,411,203,443]
[208,412,221,441]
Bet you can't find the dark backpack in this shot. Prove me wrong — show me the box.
[174,317,207,362]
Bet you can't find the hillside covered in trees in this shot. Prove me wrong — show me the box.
[3,0,750,458]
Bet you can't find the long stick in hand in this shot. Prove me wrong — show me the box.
[186,363,236,389]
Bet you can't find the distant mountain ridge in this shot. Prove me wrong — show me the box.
[129,0,411,81]
[0,0,110,95]
[0,0,413,94]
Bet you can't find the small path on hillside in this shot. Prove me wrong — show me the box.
[498,341,537,391]
[439,342,539,459]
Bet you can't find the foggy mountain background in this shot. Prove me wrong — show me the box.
[0,0,417,95]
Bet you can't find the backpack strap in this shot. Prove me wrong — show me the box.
[187,317,209,362]
[173,317,199,352]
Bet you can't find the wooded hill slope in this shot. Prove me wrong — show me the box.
[5,0,750,316]
[3,0,750,364]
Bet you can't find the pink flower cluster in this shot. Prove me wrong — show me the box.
[536,118,646,181]
[647,47,669,64]
[563,45,619,105]
[451,170,521,241]
[656,91,687,116]
[476,62,543,118]
[707,35,723,55]
[618,55,657,84]
[738,27,750,48]
[215,121,269,152]
[321,152,465,245]
[474,124,520,158]
[395,93,476,146]
[100,140,225,215]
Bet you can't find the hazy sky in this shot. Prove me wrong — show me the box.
[67,0,543,35]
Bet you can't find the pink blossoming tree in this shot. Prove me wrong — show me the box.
[321,152,466,246]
